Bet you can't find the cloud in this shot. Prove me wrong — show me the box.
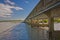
[25,1,29,4]
[5,0,15,5]
[0,0,24,18]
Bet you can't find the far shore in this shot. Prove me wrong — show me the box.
[0,20,23,23]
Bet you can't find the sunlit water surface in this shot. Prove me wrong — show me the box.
[0,22,60,40]
[0,22,30,40]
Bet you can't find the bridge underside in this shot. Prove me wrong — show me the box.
[24,0,60,40]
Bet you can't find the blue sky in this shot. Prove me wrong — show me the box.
[0,0,40,20]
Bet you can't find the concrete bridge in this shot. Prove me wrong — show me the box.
[24,0,60,40]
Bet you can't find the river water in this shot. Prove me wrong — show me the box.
[0,22,60,40]
[0,22,30,40]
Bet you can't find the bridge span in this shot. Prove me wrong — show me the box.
[24,0,60,40]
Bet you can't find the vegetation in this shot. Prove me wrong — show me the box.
[0,20,23,22]
[54,19,60,23]
[39,19,48,23]
[39,19,60,23]
[43,19,48,23]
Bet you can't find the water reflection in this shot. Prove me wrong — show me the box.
[0,22,29,40]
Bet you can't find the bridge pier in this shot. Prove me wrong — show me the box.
[45,11,54,40]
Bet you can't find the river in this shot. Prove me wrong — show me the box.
[0,22,60,40]
[0,22,30,40]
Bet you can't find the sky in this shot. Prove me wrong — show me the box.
[0,0,40,20]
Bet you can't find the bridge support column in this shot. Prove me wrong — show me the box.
[30,18,34,27]
[49,17,54,40]
[47,12,54,40]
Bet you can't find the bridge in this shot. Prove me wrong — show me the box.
[24,0,60,40]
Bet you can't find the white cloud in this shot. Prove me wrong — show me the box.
[5,0,15,5]
[0,3,24,17]
[25,1,29,4]
[14,7,24,10]
[0,0,24,18]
